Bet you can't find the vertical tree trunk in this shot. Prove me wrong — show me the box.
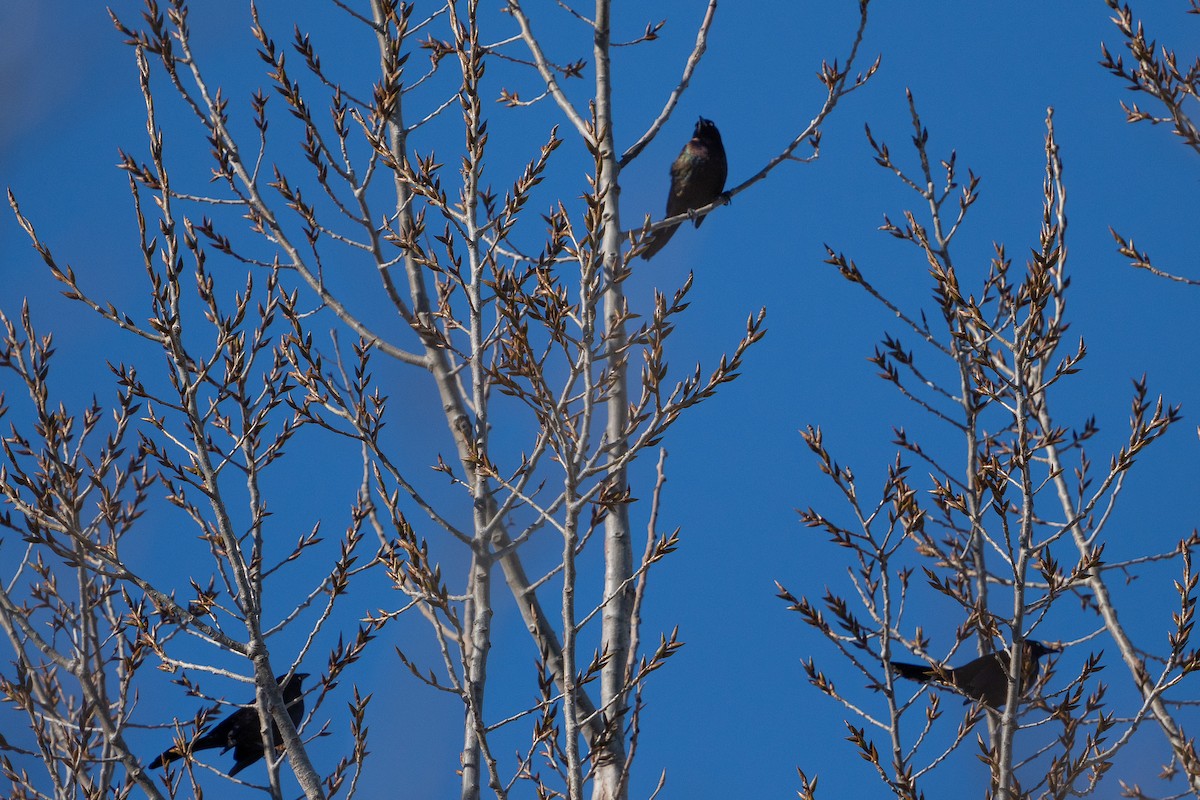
[592,2,631,797]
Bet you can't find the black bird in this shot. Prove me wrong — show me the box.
[889,641,1060,709]
[149,672,308,776]
[640,117,728,260]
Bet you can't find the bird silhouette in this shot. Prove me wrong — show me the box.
[889,640,1060,708]
[149,672,308,776]
[640,117,728,260]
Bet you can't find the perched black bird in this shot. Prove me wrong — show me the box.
[640,117,728,260]
[149,673,308,776]
[889,641,1060,709]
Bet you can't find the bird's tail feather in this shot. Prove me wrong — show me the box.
[148,732,221,769]
[149,747,183,770]
[890,661,935,683]
[640,223,679,260]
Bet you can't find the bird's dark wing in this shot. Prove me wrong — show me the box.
[953,644,1058,708]
[665,150,695,220]
[692,147,728,229]
[947,652,1011,708]
[227,718,268,777]
[224,674,306,775]
[149,673,308,774]
[668,145,724,230]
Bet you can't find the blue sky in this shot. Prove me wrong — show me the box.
[3,1,1200,797]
